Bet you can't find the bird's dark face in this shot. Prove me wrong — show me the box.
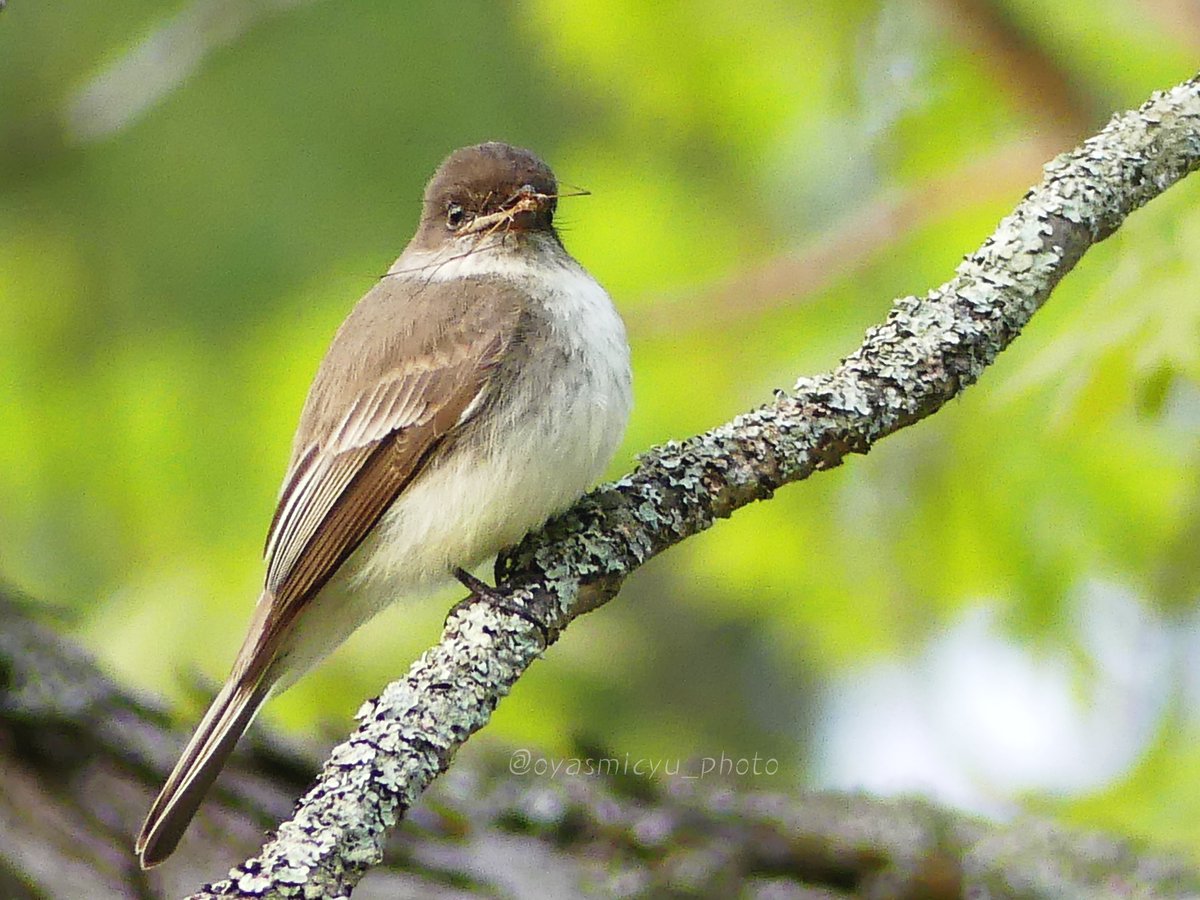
[417,142,558,246]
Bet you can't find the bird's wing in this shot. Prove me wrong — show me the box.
[247,275,526,678]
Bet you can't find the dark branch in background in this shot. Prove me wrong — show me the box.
[190,75,1200,898]
[931,0,1097,137]
[1,590,1198,898]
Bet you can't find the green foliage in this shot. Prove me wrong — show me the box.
[1,0,1198,859]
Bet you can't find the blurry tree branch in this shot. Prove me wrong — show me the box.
[629,135,1061,337]
[931,0,1097,136]
[184,73,1200,898]
[1,589,1198,899]
[63,0,327,143]
[1142,0,1200,54]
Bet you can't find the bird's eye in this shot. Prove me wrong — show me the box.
[446,204,466,230]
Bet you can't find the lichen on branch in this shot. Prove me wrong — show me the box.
[193,73,1200,899]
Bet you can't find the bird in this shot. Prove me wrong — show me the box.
[135,142,632,867]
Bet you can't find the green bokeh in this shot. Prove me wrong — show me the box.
[1,0,1198,858]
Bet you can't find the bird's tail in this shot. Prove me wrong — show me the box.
[135,674,271,868]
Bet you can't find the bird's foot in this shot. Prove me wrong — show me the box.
[448,567,549,646]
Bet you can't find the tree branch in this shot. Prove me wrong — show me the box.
[4,590,1195,898]
[193,73,1200,898]
[628,135,1062,338]
[931,0,1098,135]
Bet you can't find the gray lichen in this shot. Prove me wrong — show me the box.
[191,73,1200,899]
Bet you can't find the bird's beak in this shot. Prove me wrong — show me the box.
[457,186,550,237]
[504,188,551,232]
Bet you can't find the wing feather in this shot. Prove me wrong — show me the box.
[252,276,527,664]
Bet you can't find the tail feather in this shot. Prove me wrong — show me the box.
[136,677,270,868]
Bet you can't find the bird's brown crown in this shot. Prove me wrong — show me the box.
[417,142,558,243]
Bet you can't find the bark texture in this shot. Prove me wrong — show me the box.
[2,591,1199,899]
[179,74,1200,898]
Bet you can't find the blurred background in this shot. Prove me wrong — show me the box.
[1,0,1199,860]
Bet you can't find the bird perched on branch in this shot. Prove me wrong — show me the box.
[137,142,632,867]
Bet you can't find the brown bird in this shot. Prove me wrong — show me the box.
[136,142,632,867]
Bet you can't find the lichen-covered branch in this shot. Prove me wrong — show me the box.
[2,587,1195,899]
[194,73,1200,898]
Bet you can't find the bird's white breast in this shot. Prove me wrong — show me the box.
[343,239,632,604]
